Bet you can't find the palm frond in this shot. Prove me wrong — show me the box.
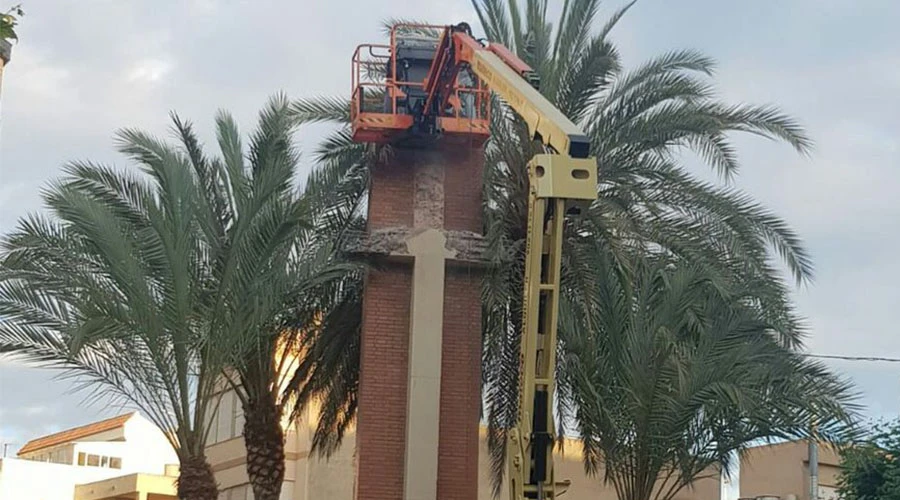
[561,252,857,500]
[472,0,515,47]
[550,0,601,90]
[290,96,352,126]
[381,18,443,38]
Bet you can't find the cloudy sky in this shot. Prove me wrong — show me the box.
[0,0,898,454]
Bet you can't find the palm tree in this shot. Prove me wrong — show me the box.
[287,0,855,494]
[561,246,856,500]
[192,104,367,500]
[0,94,353,500]
[472,0,823,489]
[0,122,230,499]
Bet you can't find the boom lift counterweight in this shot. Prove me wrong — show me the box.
[351,22,598,500]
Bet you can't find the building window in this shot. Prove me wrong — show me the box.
[233,394,244,436]
[218,485,252,500]
[209,390,243,444]
[77,452,122,469]
[215,391,234,443]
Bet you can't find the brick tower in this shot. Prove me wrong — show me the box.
[351,141,486,500]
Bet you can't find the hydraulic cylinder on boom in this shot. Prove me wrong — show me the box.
[351,22,598,500]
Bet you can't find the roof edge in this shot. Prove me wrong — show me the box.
[17,412,137,456]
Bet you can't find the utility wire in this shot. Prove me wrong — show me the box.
[804,353,900,363]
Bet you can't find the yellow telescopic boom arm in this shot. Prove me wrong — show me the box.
[428,23,599,500]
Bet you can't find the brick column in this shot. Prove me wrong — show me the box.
[354,143,485,500]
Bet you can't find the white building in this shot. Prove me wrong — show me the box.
[0,412,179,500]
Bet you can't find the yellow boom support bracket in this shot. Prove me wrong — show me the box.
[506,154,596,500]
[457,27,599,500]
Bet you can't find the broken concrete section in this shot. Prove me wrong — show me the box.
[344,227,487,264]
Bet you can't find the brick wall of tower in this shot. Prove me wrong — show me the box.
[368,158,415,229]
[437,267,483,500]
[356,144,484,500]
[357,264,412,500]
[437,146,483,499]
[443,147,484,233]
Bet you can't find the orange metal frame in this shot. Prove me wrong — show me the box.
[351,23,491,145]
[350,43,412,143]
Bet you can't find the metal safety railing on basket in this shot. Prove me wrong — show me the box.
[352,25,492,132]
[351,44,390,120]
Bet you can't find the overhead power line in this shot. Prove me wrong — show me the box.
[804,353,900,363]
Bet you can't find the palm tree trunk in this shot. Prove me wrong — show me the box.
[177,455,218,500]
[243,393,286,500]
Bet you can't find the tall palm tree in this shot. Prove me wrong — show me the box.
[161,96,366,500]
[472,0,822,489]
[0,94,350,500]
[287,0,853,494]
[189,104,367,500]
[561,245,856,500]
